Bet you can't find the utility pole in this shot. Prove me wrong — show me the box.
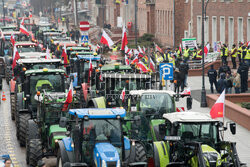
[74,0,79,27]
[173,0,175,48]
[134,0,138,47]
[2,0,5,26]
[102,0,105,28]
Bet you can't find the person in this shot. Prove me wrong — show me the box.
[233,71,241,94]
[174,47,182,68]
[192,47,197,60]
[4,159,12,167]
[218,62,231,76]
[70,28,75,41]
[163,48,171,63]
[75,29,80,42]
[179,59,189,88]
[183,46,190,62]
[246,45,250,66]
[237,62,249,93]
[237,42,243,63]
[241,45,247,63]
[207,65,217,93]
[220,44,229,64]
[225,71,233,94]
[62,17,65,26]
[230,44,237,69]
[217,73,227,93]
[173,68,181,93]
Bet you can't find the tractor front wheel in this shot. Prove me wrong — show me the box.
[135,142,147,162]
[28,139,43,167]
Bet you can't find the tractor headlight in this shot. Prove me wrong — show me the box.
[101,160,107,167]
[116,160,120,167]
[55,139,59,143]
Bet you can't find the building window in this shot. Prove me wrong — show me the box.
[220,16,225,43]
[238,17,243,43]
[188,21,191,38]
[212,16,217,44]
[238,0,243,2]
[228,17,234,49]
[184,30,188,38]
[185,0,189,3]
[247,18,250,41]
[197,16,202,44]
[204,16,209,44]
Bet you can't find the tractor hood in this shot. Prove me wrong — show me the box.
[49,124,67,149]
[201,144,222,167]
[94,143,120,166]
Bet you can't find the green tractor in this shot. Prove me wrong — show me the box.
[25,89,80,167]
[124,90,192,163]
[15,68,68,146]
[57,108,147,167]
[152,112,245,167]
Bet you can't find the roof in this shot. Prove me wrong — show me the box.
[19,52,46,59]
[17,58,61,64]
[68,108,126,119]
[102,73,151,79]
[66,46,90,50]
[129,90,176,96]
[15,42,37,46]
[25,68,65,75]
[163,112,218,123]
[77,55,100,61]
[58,42,77,47]
[101,64,132,71]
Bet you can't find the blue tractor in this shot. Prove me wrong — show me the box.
[57,108,147,167]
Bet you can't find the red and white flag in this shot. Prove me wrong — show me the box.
[20,24,29,36]
[120,87,125,102]
[204,43,210,56]
[179,43,182,52]
[12,45,20,69]
[181,87,191,96]
[45,46,50,59]
[62,82,73,111]
[121,26,128,50]
[133,49,139,55]
[149,57,156,72]
[100,29,114,47]
[210,90,225,119]
[125,45,130,54]
[29,12,32,18]
[155,44,163,53]
[88,58,93,83]
[96,44,100,49]
[10,33,15,46]
[137,61,148,73]
[138,46,145,54]
[21,17,25,25]
[128,49,133,56]
[143,46,146,53]
[131,56,139,64]
[62,44,68,67]
[125,55,129,65]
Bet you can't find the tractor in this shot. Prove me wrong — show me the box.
[124,90,192,163]
[15,68,68,146]
[10,58,62,121]
[25,88,80,167]
[152,112,246,167]
[57,108,148,167]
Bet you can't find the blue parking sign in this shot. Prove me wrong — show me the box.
[81,35,89,43]
[159,63,174,80]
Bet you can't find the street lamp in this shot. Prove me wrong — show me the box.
[134,0,138,47]
[2,0,5,26]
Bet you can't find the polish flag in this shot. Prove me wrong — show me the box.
[10,33,15,46]
[96,44,100,49]
[62,44,68,67]
[62,82,73,111]
[88,58,93,83]
[99,73,103,82]
[131,56,139,64]
[100,29,114,47]
[121,26,128,50]
[133,49,139,55]
[120,87,126,102]
[12,45,20,69]
[149,57,156,72]
[181,87,191,96]
[179,43,182,52]
[125,45,130,54]
[210,90,225,119]
[138,46,145,54]
[21,17,25,25]
[204,43,210,56]
[20,24,29,36]
[128,49,133,56]
[155,44,163,53]
[137,61,148,73]
[125,55,129,65]
[45,46,50,59]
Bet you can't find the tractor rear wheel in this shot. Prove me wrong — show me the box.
[28,139,43,167]
[18,113,31,147]
[26,120,39,164]
[135,142,147,162]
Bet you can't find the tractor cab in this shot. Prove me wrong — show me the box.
[66,46,92,57]
[152,112,243,167]
[58,108,147,167]
[15,42,41,53]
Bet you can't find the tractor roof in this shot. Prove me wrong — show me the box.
[57,42,78,47]
[77,55,101,61]
[163,112,218,123]
[129,90,176,96]
[15,41,37,46]
[25,68,65,75]
[101,64,132,71]
[67,46,90,50]
[17,58,61,64]
[102,73,151,79]
[69,108,126,119]
[71,51,93,55]
[19,52,46,59]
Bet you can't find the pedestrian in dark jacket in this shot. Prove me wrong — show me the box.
[218,62,231,76]
[173,68,182,93]
[217,73,227,93]
[75,29,80,42]
[70,29,75,41]
[226,71,233,94]
[207,65,217,93]
[237,62,249,93]
[179,59,189,87]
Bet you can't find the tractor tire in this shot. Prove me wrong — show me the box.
[10,94,16,120]
[18,113,31,147]
[26,120,39,164]
[28,139,43,167]
[5,67,11,85]
[56,148,69,167]
[15,93,24,139]
[134,142,147,163]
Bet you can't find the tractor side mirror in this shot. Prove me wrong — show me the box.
[230,122,236,135]
[159,124,166,135]
[186,97,192,110]
[59,117,68,128]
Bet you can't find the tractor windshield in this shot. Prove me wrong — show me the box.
[140,93,174,116]
[32,64,57,70]
[177,122,218,146]
[17,45,39,53]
